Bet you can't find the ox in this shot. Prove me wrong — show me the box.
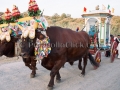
[20,26,99,90]
[0,23,22,57]
[0,26,37,78]
[0,35,21,57]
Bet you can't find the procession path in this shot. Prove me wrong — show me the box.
[0,54,120,90]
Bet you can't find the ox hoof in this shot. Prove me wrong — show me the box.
[30,74,35,78]
[79,66,82,70]
[56,79,61,83]
[36,67,38,70]
[80,74,85,77]
[47,86,53,90]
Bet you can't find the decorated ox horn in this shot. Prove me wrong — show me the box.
[5,31,11,42]
[0,24,11,42]
[16,16,40,39]
[34,21,38,29]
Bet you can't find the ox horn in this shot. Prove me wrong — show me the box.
[33,17,38,30]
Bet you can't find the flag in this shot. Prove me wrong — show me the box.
[83,7,87,12]
[112,8,114,13]
[102,4,106,10]
[107,4,110,9]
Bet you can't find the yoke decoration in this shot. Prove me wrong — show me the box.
[4,8,13,23]
[0,23,20,42]
[12,5,22,22]
[17,18,37,39]
[0,25,11,42]
[17,16,47,39]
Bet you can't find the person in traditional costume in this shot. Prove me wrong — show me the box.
[116,35,120,58]
[76,27,79,32]
[113,36,120,58]
[117,35,120,41]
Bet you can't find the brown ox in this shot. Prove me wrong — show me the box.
[0,35,21,57]
[0,32,37,78]
[20,26,99,90]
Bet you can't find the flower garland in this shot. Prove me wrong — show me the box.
[35,37,51,60]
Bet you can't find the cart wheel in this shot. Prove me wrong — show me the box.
[110,41,118,63]
[94,50,101,66]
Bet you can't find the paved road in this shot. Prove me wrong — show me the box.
[0,54,120,90]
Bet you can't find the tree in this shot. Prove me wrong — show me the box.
[52,13,60,19]
[52,19,56,25]
[61,20,68,27]
[61,13,67,19]
[66,14,71,18]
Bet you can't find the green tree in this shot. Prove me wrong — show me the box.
[61,13,67,19]
[52,13,60,19]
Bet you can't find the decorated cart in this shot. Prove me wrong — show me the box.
[81,6,115,63]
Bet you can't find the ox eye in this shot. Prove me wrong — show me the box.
[40,34,45,40]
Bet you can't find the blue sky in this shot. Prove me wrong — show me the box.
[0,0,119,18]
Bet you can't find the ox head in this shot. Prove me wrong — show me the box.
[20,28,46,58]
[17,16,48,59]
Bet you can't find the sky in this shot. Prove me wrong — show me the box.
[0,0,120,18]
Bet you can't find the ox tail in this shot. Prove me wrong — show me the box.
[88,52,99,68]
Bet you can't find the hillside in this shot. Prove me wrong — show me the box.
[46,14,120,36]
[0,12,120,35]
